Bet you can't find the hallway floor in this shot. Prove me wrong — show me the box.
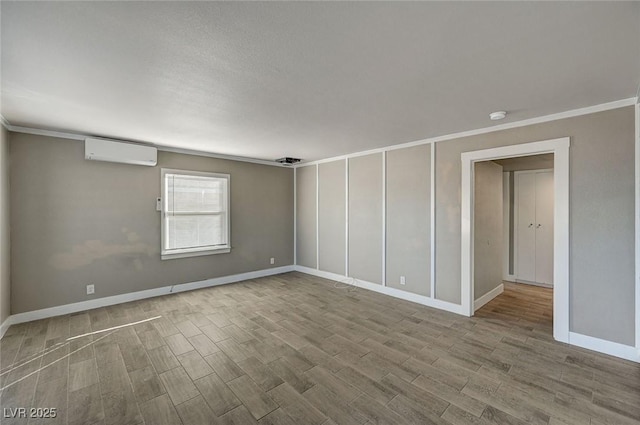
[475,281,553,331]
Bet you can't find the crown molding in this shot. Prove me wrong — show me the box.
[5,123,86,141]
[3,97,636,168]
[295,97,637,167]
[157,146,288,168]
[2,121,288,167]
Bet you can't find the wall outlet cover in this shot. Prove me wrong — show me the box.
[86,284,95,295]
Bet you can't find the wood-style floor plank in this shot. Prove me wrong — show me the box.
[1,275,638,425]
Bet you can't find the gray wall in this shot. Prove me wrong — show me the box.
[318,160,345,275]
[296,165,317,269]
[348,154,383,284]
[9,105,633,348]
[299,106,634,346]
[0,126,9,325]
[435,107,635,345]
[10,133,294,314]
[386,145,431,296]
[473,161,503,300]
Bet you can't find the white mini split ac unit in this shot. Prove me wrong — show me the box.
[85,138,157,166]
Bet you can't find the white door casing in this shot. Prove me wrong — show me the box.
[461,137,570,343]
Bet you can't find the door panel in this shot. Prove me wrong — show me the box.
[516,173,536,282]
[535,171,554,285]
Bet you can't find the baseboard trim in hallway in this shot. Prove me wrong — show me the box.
[473,283,504,312]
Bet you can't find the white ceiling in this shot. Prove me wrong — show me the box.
[2,2,639,162]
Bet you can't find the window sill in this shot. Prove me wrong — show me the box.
[161,246,231,260]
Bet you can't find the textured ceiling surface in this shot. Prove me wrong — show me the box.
[2,2,639,162]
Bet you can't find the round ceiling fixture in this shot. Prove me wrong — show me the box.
[489,111,507,120]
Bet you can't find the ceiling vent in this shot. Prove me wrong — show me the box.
[275,157,302,166]
[85,138,157,166]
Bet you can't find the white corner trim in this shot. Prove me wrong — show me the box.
[569,332,639,363]
[474,284,504,312]
[3,266,294,329]
[0,114,11,130]
[294,265,467,315]
[381,151,386,287]
[315,163,320,270]
[502,172,511,281]
[294,167,297,266]
[0,316,12,339]
[345,158,349,276]
[295,98,635,168]
[635,102,640,352]
[430,142,436,298]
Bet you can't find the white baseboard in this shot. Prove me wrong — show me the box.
[569,332,639,363]
[515,279,553,289]
[4,265,637,364]
[3,265,294,331]
[474,283,504,312]
[294,265,467,315]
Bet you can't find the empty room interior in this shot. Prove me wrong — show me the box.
[1,2,640,425]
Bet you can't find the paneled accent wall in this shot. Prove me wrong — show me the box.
[385,145,431,296]
[295,165,317,269]
[297,146,433,298]
[348,153,384,285]
[318,160,346,275]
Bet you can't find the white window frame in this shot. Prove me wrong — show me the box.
[161,168,231,260]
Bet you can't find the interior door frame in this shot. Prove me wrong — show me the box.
[461,137,570,343]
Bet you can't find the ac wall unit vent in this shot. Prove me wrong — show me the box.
[85,138,157,166]
[275,157,302,165]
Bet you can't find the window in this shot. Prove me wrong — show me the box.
[161,169,230,260]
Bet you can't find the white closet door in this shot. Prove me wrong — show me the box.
[516,172,536,282]
[535,171,554,285]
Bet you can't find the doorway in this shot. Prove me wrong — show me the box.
[460,137,569,343]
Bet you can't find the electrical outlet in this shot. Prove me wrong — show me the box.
[400,276,406,285]
[270,257,275,265]
[156,198,162,212]
[86,284,95,295]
